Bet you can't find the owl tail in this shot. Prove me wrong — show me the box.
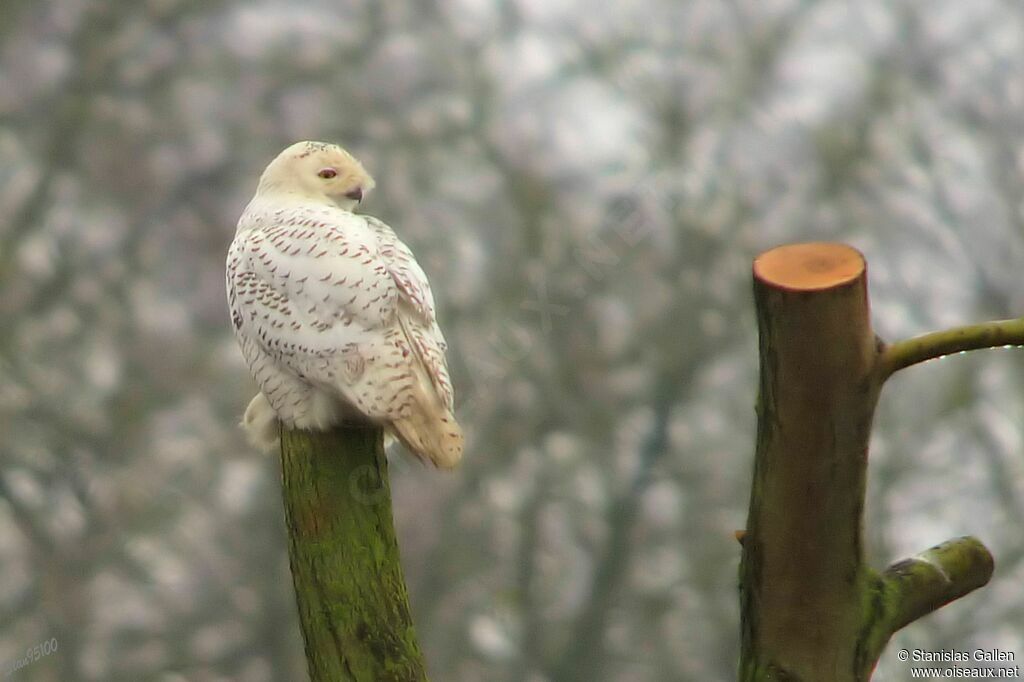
[388,319,465,469]
[389,360,463,468]
[390,407,464,469]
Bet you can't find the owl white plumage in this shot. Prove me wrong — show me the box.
[226,141,463,468]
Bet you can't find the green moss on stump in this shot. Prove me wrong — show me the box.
[280,425,428,682]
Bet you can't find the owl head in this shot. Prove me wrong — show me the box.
[257,141,376,211]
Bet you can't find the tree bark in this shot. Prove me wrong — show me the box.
[280,425,428,682]
[739,243,995,681]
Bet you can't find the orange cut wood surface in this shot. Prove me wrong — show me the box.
[754,242,864,291]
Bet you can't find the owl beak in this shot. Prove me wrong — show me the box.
[344,187,363,203]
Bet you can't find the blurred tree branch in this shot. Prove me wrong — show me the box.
[551,378,676,682]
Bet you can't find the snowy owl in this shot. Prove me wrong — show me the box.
[226,141,463,468]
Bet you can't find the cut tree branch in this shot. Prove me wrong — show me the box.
[856,536,995,671]
[878,536,993,635]
[740,242,995,682]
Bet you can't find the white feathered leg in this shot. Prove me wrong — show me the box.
[241,393,280,452]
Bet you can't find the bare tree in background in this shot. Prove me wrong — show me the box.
[0,1,1022,680]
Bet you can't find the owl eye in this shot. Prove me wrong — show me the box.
[317,168,338,179]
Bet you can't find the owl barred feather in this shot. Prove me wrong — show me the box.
[226,141,463,468]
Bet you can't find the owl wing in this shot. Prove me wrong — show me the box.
[362,215,463,467]
[363,215,455,410]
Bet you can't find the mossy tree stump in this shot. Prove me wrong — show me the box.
[739,243,1018,681]
[280,425,428,682]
